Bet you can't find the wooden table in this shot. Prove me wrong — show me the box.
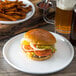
[0,24,76,76]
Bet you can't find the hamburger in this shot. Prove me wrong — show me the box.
[21,29,56,61]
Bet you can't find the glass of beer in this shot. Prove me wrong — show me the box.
[43,0,76,34]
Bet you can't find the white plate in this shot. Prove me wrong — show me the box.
[0,0,35,24]
[3,32,74,74]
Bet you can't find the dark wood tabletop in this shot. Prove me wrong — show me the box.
[0,0,76,76]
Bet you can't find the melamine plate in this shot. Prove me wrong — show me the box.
[3,32,74,74]
[0,0,35,24]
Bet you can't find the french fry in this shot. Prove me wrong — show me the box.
[19,3,26,6]
[0,13,17,21]
[17,5,32,13]
[0,1,16,5]
[0,17,10,21]
[18,1,26,6]
[0,4,4,9]
[13,15,25,20]
[6,8,17,12]
[0,0,32,21]
[13,15,22,19]
[5,1,24,9]
[6,11,25,16]
[0,1,10,5]
[25,6,32,13]
[5,0,8,2]
[21,14,26,19]
[5,0,16,3]
[0,1,4,4]
[17,6,26,12]
[5,2,17,9]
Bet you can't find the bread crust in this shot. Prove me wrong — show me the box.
[24,29,56,45]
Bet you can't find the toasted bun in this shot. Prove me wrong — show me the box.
[27,54,52,61]
[22,51,52,61]
[24,29,56,45]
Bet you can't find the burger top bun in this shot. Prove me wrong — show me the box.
[24,29,56,45]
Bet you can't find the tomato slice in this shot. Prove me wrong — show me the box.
[24,45,33,50]
[34,49,52,56]
[21,45,34,52]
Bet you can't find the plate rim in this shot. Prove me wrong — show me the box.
[0,0,35,24]
[3,32,74,74]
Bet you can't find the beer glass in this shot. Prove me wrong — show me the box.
[43,0,76,34]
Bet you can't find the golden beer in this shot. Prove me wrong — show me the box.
[55,7,73,34]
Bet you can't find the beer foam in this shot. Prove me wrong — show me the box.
[57,0,76,10]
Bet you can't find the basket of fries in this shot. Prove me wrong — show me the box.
[0,0,35,24]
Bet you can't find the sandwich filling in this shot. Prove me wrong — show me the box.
[21,38,56,58]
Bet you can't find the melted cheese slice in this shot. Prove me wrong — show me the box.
[21,38,30,45]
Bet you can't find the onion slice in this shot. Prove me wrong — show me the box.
[30,43,45,51]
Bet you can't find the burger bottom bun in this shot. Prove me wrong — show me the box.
[22,51,52,61]
[27,54,52,61]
